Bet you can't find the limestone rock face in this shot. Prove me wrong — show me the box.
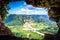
[0,22,13,35]
[25,0,60,7]
[25,0,60,40]
[48,7,60,22]
[0,0,60,40]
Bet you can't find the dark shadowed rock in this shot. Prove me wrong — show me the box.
[0,0,60,40]
[0,35,29,40]
[0,22,13,35]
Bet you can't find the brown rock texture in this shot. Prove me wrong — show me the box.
[0,0,60,40]
[25,0,60,40]
[0,35,29,40]
[0,22,13,35]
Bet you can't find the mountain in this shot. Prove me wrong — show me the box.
[4,14,50,26]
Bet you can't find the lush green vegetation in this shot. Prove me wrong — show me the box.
[5,15,59,40]
[7,21,58,40]
[8,26,43,40]
[29,22,58,34]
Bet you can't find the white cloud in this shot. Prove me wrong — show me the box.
[14,7,47,15]
[9,3,48,15]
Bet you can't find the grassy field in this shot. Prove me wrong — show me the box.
[8,26,43,40]
[8,22,58,40]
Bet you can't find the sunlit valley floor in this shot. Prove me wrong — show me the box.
[4,14,58,40]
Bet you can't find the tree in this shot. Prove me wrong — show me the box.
[0,0,13,36]
[0,0,20,21]
[0,0,9,21]
[0,0,60,40]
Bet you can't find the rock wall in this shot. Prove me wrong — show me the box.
[0,22,13,35]
[0,0,60,40]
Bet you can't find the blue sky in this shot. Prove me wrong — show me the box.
[8,1,48,15]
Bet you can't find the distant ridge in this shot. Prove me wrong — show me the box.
[4,14,49,26]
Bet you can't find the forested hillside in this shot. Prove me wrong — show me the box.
[4,14,58,40]
[5,14,49,25]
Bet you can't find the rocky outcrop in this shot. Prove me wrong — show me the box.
[0,22,13,35]
[0,35,29,40]
[0,0,60,40]
[25,0,60,40]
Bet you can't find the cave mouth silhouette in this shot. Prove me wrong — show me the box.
[0,0,60,40]
[3,0,58,39]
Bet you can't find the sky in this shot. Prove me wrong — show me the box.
[8,1,48,15]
